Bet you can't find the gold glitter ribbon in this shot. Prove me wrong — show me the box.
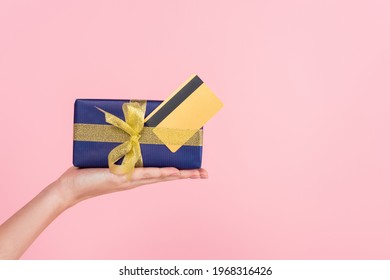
[96,101,146,177]
[73,125,203,146]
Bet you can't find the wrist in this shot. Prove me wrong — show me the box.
[46,179,78,211]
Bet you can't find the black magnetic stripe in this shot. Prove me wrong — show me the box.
[145,75,203,127]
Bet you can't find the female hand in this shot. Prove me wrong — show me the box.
[57,167,208,207]
[0,167,207,259]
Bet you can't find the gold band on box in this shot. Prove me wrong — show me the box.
[73,101,202,177]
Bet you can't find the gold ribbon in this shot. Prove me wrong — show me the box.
[96,101,146,176]
[73,124,203,145]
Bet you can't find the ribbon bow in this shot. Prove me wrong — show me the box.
[97,102,145,176]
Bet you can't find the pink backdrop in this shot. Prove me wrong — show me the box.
[1,0,390,259]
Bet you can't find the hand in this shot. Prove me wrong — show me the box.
[0,167,208,259]
[55,167,208,209]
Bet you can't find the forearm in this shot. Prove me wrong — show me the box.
[0,181,69,259]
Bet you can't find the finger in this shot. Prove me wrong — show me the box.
[132,169,207,187]
[199,168,208,179]
[178,169,203,179]
[131,167,180,180]
[131,175,182,188]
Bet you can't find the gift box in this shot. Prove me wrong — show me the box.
[73,99,203,170]
[73,75,223,175]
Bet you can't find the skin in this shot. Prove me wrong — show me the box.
[0,167,208,260]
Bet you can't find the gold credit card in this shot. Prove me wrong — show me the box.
[144,75,223,152]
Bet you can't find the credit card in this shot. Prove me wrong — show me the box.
[145,75,223,152]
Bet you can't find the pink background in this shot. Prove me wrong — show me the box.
[1,0,390,259]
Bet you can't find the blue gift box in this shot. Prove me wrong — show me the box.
[73,99,203,169]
